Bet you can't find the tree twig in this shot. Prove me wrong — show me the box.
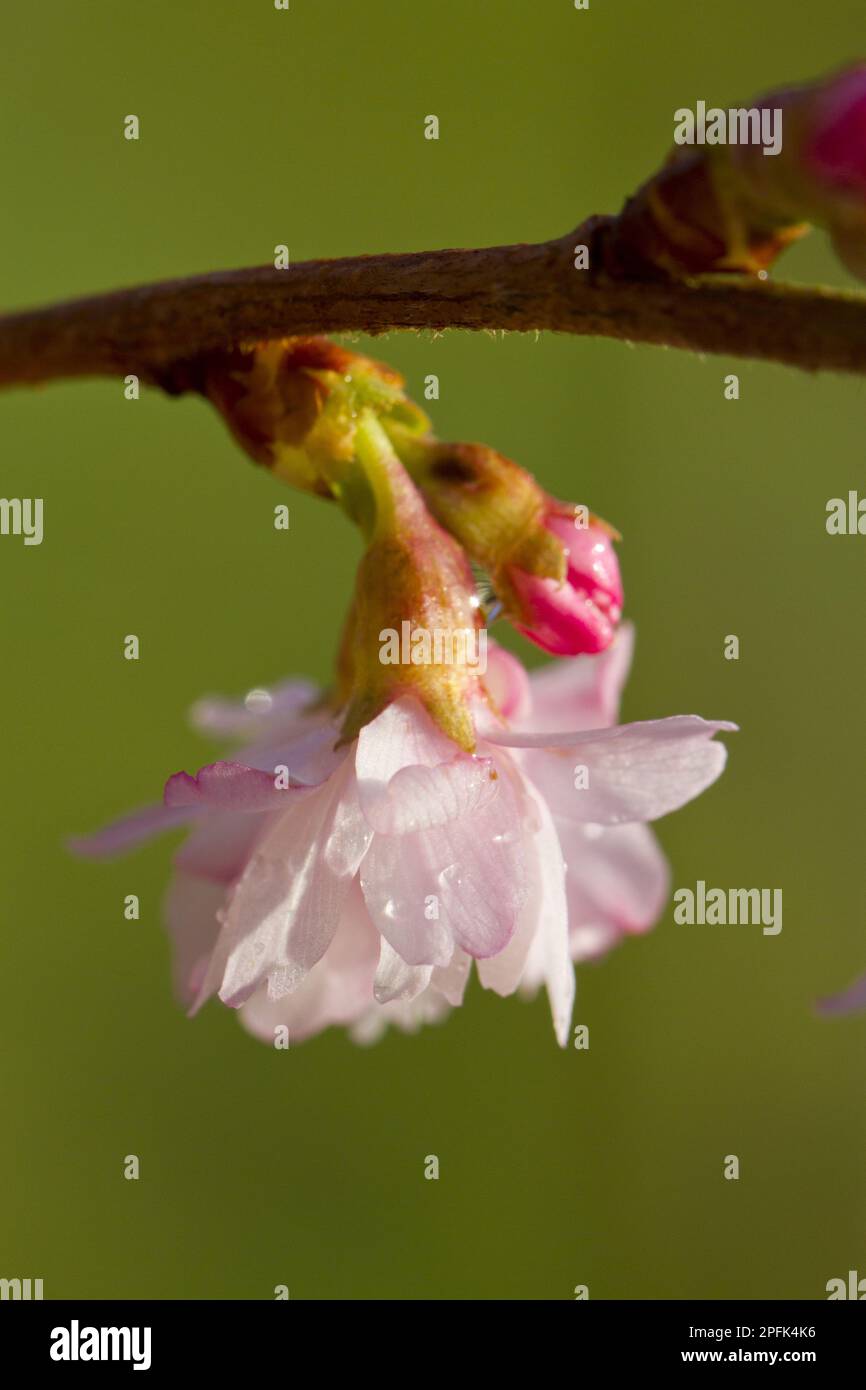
[2,218,866,388]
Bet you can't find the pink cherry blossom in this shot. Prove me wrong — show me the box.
[511,518,623,657]
[72,626,734,1046]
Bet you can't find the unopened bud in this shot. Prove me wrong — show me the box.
[392,438,623,656]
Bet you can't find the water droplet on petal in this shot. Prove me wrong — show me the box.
[438,864,462,890]
[245,687,273,713]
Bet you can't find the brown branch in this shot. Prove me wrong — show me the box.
[2,218,866,388]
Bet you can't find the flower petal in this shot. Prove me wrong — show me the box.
[357,696,460,784]
[482,642,532,723]
[556,819,671,958]
[164,760,317,813]
[190,678,320,741]
[374,940,433,1004]
[363,756,500,835]
[173,809,276,883]
[477,776,549,998]
[350,988,453,1044]
[238,882,380,1043]
[360,754,529,965]
[491,716,736,825]
[69,801,194,858]
[355,694,499,834]
[508,785,574,1046]
[512,573,618,655]
[240,719,348,787]
[164,872,226,1008]
[199,762,372,1008]
[431,949,472,1006]
[524,624,635,733]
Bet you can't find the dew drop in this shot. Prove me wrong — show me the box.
[438,864,462,890]
[245,687,273,713]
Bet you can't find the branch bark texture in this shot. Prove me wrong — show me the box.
[2,220,866,388]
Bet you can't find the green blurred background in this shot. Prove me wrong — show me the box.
[1,0,863,1300]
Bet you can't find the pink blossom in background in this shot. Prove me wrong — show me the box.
[73,626,734,1046]
[817,971,866,1017]
[727,64,866,282]
[805,65,866,195]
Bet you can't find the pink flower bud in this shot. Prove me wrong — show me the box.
[806,66,866,193]
[802,67,866,279]
[511,517,623,656]
[720,66,866,281]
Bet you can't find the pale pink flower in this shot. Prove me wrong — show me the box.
[73,627,733,1046]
